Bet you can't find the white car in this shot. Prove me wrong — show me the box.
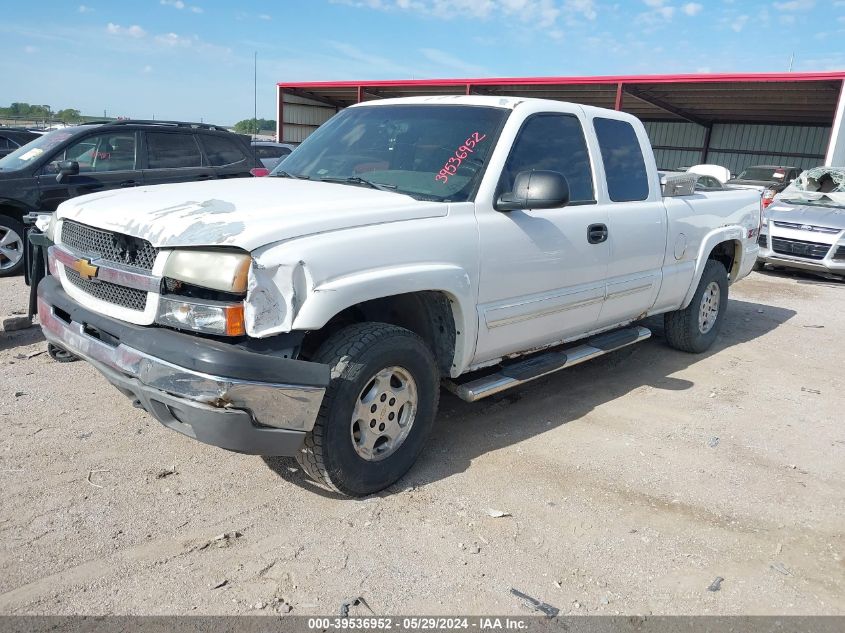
[757,166,845,279]
[38,96,761,495]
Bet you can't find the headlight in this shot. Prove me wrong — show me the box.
[156,297,246,336]
[163,249,251,293]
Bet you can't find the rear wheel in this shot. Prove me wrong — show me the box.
[0,215,25,277]
[664,259,728,353]
[296,323,439,496]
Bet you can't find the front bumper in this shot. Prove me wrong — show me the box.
[37,276,330,456]
[757,240,845,277]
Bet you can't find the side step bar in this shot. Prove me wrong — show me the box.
[444,326,651,402]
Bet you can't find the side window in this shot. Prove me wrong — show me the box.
[593,117,649,202]
[62,133,137,173]
[500,114,594,203]
[201,135,248,167]
[146,132,203,169]
[0,136,19,151]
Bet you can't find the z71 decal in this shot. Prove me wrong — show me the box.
[435,132,487,184]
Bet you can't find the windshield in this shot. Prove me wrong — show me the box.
[272,104,508,202]
[0,128,78,171]
[778,166,845,208]
[735,167,788,182]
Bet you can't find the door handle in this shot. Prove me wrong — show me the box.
[119,180,138,188]
[587,223,608,244]
[196,174,212,180]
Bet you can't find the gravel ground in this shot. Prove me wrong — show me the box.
[0,270,843,616]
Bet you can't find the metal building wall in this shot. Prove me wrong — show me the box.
[643,121,706,170]
[644,121,830,174]
[279,93,337,144]
[707,124,830,174]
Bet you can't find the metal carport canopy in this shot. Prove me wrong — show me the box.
[276,71,845,163]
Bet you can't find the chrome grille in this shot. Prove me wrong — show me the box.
[61,220,157,271]
[773,221,840,234]
[65,268,148,312]
[770,237,831,261]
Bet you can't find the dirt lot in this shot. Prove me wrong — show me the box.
[1,270,843,616]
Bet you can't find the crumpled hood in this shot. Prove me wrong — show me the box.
[766,200,845,230]
[56,177,447,251]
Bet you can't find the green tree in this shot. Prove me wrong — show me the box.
[233,118,276,135]
[55,108,82,123]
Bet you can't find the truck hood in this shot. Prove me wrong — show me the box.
[56,177,448,251]
[766,200,845,230]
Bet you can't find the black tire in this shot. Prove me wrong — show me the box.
[47,343,80,363]
[664,259,728,354]
[296,322,440,496]
[0,214,26,277]
[753,260,765,272]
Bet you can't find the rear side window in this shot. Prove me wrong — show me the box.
[594,117,649,202]
[146,132,202,169]
[201,135,248,167]
[501,114,594,203]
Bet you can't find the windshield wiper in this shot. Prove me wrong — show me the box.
[318,176,397,192]
[273,170,309,180]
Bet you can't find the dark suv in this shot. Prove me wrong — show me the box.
[0,120,263,276]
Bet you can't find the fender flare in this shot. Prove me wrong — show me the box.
[680,226,745,309]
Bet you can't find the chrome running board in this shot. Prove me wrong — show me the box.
[444,326,651,402]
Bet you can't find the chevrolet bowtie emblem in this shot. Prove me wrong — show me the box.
[72,258,99,281]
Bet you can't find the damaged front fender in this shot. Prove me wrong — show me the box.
[245,257,312,337]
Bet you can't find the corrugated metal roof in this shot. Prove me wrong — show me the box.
[278,71,845,125]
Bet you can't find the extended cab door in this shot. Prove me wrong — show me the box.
[588,115,666,329]
[473,108,610,364]
[36,131,142,211]
[141,131,212,186]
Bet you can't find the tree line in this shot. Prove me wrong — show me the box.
[233,118,277,134]
[0,103,83,123]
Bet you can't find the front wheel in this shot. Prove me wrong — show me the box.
[664,259,728,353]
[296,323,440,496]
[0,215,25,277]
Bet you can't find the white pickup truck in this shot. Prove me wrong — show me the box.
[37,96,761,496]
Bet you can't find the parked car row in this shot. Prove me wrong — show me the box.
[0,119,267,276]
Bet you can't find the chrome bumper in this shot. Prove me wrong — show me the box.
[36,274,330,456]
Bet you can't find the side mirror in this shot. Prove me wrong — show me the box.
[495,170,570,212]
[55,160,79,183]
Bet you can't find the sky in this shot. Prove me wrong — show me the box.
[1,0,843,126]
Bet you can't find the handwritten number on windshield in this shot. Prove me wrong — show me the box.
[435,132,487,184]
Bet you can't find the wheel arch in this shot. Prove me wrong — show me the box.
[681,228,745,309]
[298,285,472,378]
[0,199,31,222]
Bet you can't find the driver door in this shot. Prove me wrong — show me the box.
[37,131,142,211]
[473,111,610,365]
